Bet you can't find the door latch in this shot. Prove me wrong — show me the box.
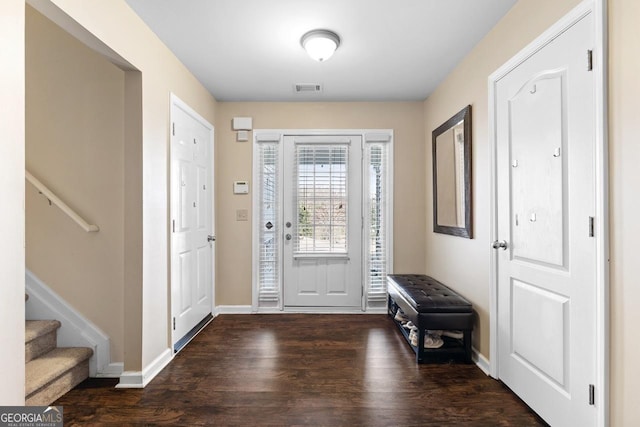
[207,235,216,242]
[492,240,508,250]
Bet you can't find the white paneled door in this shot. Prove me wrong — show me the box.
[494,11,597,426]
[283,135,362,308]
[170,96,214,349]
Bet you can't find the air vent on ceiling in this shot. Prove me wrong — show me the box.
[294,83,323,94]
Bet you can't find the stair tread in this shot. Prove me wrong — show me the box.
[25,320,61,344]
[25,347,93,396]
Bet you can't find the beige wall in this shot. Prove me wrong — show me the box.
[609,0,640,424]
[423,0,580,359]
[424,0,640,424]
[25,5,126,361]
[215,102,425,305]
[0,0,26,405]
[9,0,638,422]
[30,0,217,371]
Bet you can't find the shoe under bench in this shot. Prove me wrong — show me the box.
[387,274,474,364]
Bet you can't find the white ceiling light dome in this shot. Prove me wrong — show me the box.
[300,29,341,62]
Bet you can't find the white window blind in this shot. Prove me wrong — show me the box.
[256,142,280,307]
[364,142,391,307]
[294,144,348,254]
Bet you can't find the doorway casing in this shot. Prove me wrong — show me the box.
[252,129,394,313]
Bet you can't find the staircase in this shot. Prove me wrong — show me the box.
[25,317,93,405]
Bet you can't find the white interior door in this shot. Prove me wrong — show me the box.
[494,12,596,426]
[283,135,362,308]
[170,97,214,348]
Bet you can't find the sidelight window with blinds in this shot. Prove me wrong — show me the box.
[255,141,280,308]
[363,136,393,308]
[253,132,393,311]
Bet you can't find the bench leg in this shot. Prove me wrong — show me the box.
[416,328,425,363]
[463,330,472,363]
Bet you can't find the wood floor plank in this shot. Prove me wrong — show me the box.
[54,314,547,426]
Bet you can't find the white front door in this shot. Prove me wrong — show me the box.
[494,12,596,426]
[170,97,214,349]
[283,135,362,308]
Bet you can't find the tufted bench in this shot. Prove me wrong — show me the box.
[387,274,473,363]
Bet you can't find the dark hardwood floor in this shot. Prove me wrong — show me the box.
[55,314,546,426]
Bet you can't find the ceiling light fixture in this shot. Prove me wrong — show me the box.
[300,29,340,62]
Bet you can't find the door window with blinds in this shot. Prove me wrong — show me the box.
[253,131,393,311]
[295,144,349,255]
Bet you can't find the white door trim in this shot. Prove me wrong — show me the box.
[169,93,215,348]
[252,129,394,313]
[488,1,608,425]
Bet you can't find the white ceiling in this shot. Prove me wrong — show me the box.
[124,0,518,102]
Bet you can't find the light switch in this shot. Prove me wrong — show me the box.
[236,209,248,221]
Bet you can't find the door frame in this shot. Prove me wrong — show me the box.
[251,129,394,313]
[488,1,608,425]
[169,93,215,348]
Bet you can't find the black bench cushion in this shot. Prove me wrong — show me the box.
[388,274,472,314]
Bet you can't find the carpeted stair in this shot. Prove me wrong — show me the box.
[25,319,93,406]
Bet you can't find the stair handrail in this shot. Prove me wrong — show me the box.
[25,170,99,232]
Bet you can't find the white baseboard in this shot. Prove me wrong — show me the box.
[215,305,252,314]
[364,307,387,314]
[115,371,144,389]
[25,269,114,377]
[252,307,282,314]
[95,363,124,378]
[230,306,387,314]
[473,347,490,375]
[116,348,173,389]
[282,307,366,314]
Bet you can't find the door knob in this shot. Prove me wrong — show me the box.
[285,234,292,241]
[208,235,216,242]
[492,240,507,250]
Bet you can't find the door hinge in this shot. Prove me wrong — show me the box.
[172,122,175,136]
[173,317,176,331]
[589,384,595,405]
[172,219,176,233]
[589,216,595,237]
[587,50,593,71]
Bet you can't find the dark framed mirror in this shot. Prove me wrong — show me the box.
[432,105,472,238]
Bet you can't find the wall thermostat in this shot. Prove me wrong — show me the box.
[234,181,249,194]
